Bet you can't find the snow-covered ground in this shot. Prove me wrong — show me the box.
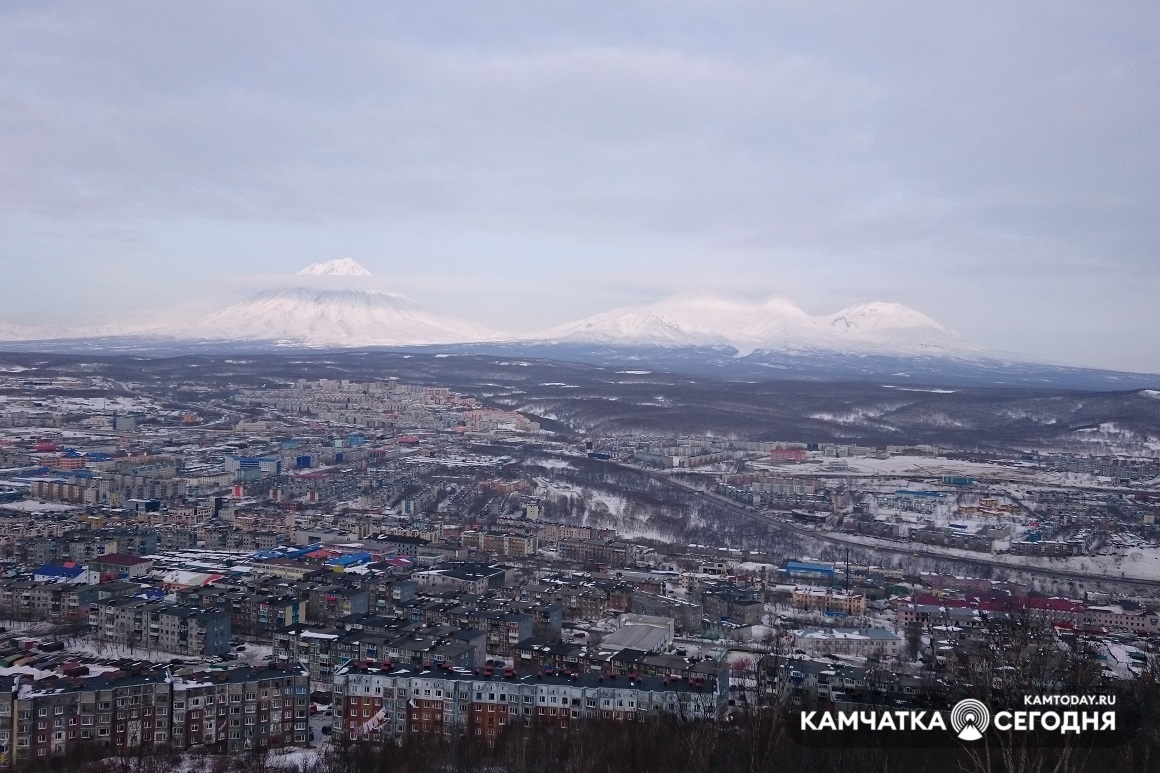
[817,529,1160,581]
[530,457,577,470]
[752,454,1157,489]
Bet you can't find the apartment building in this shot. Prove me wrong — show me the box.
[333,661,728,745]
[91,599,231,657]
[791,586,867,617]
[0,579,133,623]
[180,587,307,637]
[272,627,340,684]
[88,553,153,578]
[8,664,310,763]
[412,563,512,595]
[170,665,310,753]
[1082,604,1160,635]
[701,587,763,626]
[11,667,172,763]
[459,530,540,558]
[275,624,485,684]
[790,627,903,658]
[558,539,636,568]
[306,585,369,625]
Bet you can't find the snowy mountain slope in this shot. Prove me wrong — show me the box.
[529,294,982,357]
[297,258,372,276]
[0,256,494,348]
[0,319,167,342]
[0,259,1147,389]
[532,293,739,347]
[823,302,985,356]
[176,287,499,346]
[0,322,69,341]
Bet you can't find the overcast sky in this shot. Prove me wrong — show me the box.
[1,2,1158,371]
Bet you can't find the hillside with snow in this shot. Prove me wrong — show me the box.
[529,294,986,357]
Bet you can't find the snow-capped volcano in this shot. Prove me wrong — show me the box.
[163,259,499,346]
[530,294,984,357]
[180,287,498,346]
[297,258,373,277]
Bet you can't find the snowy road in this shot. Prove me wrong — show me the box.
[657,471,1160,591]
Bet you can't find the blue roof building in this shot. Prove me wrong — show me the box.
[784,561,836,578]
[33,563,86,581]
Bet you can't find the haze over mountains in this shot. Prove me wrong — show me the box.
[0,259,1156,390]
[181,287,498,347]
[0,259,981,355]
[533,294,985,358]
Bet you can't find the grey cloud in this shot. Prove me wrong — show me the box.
[0,2,1157,370]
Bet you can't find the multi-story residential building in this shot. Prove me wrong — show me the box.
[412,563,512,594]
[364,578,416,614]
[91,599,231,657]
[459,530,540,558]
[251,558,321,582]
[275,624,486,685]
[170,665,310,753]
[332,661,728,745]
[558,540,636,568]
[0,675,13,767]
[790,627,903,658]
[14,530,159,565]
[155,606,232,657]
[0,579,134,623]
[1009,539,1085,557]
[631,592,702,635]
[194,589,307,637]
[466,610,533,656]
[791,586,867,617]
[8,663,310,763]
[701,586,763,626]
[1082,604,1160,635]
[88,553,153,578]
[273,627,340,685]
[306,585,369,625]
[11,666,173,763]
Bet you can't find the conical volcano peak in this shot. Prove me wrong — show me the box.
[297,258,373,276]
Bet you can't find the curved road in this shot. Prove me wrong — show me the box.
[653,472,1160,592]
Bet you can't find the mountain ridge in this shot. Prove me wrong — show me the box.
[1,261,1155,389]
[529,294,986,358]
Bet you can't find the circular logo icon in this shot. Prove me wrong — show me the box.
[950,699,990,741]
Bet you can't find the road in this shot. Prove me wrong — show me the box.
[652,469,1160,592]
